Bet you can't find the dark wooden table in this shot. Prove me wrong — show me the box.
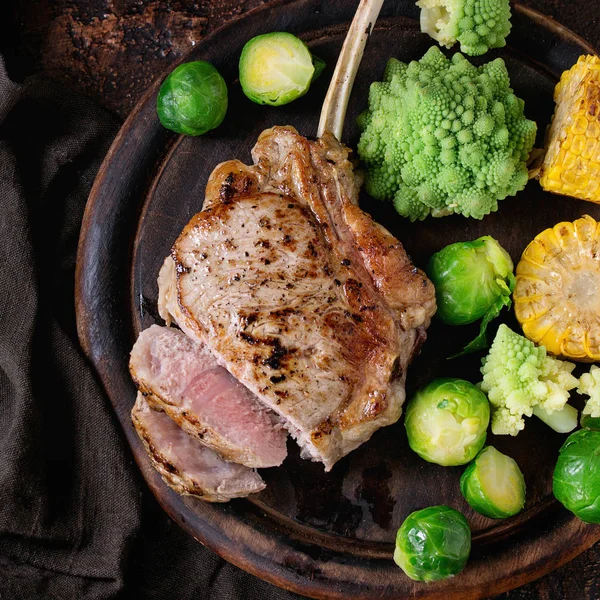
[3,1,598,598]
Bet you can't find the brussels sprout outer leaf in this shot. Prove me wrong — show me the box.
[427,236,514,332]
[394,505,471,582]
[239,32,320,106]
[405,378,490,466]
[553,429,600,524]
[460,446,526,519]
[311,55,326,81]
[581,413,600,431]
[450,293,511,358]
[157,61,228,136]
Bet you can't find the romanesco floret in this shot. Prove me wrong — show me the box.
[479,324,578,435]
[357,46,537,221]
[578,365,600,418]
[417,0,512,56]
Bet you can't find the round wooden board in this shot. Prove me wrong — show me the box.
[76,1,600,598]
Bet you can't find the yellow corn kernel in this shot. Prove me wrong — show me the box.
[514,215,600,361]
[540,55,600,204]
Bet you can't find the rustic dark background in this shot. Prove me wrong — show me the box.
[0,1,598,599]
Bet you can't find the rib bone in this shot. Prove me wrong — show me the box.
[317,0,385,140]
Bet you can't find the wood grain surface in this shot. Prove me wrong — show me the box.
[6,0,600,598]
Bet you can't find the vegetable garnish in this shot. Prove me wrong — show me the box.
[578,365,600,421]
[417,0,512,56]
[357,46,537,221]
[581,414,600,432]
[514,215,600,362]
[157,61,228,136]
[539,55,600,204]
[553,429,600,524]
[479,324,579,436]
[405,378,490,466]
[239,32,325,106]
[427,235,514,356]
[460,446,526,519]
[394,506,471,581]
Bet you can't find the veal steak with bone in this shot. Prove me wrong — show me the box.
[159,126,436,471]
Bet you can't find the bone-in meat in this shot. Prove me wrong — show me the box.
[159,126,436,471]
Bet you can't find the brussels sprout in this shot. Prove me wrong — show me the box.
[581,413,600,431]
[157,61,228,136]
[239,32,325,106]
[460,446,526,519]
[553,429,600,523]
[426,236,515,355]
[405,378,490,466]
[394,505,471,582]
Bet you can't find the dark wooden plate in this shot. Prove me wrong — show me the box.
[76,1,600,598]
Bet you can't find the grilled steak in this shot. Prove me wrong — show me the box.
[131,394,266,502]
[130,325,287,468]
[159,126,436,471]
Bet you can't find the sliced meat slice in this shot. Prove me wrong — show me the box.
[131,393,265,502]
[130,325,287,468]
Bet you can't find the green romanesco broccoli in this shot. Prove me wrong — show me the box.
[578,365,600,418]
[479,324,578,436]
[357,46,537,221]
[417,0,512,56]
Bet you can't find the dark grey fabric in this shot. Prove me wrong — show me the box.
[0,54,139,596]
[0,57,302,599]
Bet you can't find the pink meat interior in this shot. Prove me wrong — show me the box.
[133,394,265,496]
[134,325,287,467]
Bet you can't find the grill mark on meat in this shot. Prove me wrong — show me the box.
[238,330,297,371]
[239,331,259,345]
[264,340,295,371]
[311,417,334,440]
[240,312,258,329]
[220,172,256,204]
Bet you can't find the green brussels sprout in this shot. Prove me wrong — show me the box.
[405,378,490,466]
[394,505,471,582]
[426,236,515,355]
[239,32,325,106]
[581,413,600,431]
[157,61,228,136]
[553,429,600,523]
[460,446,526,519]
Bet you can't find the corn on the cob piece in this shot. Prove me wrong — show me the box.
[539,55,600,203]
[514,215,600,361]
